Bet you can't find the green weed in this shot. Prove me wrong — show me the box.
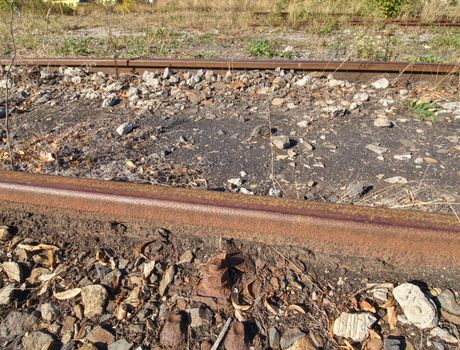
[56,37,94,56]
[409,100,440,122]
[430,34,460,49]
[248,39,278,57]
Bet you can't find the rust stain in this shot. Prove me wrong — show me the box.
[0,57,458,76]
[0,170,459,270]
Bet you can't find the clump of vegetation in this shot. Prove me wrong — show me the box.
[57,37,94,56]
[404,55,443,63]
[409,100,440,122]
[248,39,278,57]
[430,34,460,49]
[372,0,408,17]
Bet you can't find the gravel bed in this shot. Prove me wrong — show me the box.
[1,65,458,214]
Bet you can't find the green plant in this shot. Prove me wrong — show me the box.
[317,21,338,35]
[371,0,410,17]
[56,37,94,56]
[409,100,440,122]
[430,34,460,49]
[248,39,278,57]
[404,55,443,63]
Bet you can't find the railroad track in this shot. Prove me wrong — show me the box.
[1,57,459,83]
[0,170,459,273]
[253,11,460,27]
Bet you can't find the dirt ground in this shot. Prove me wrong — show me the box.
[0,205,459,350]
[1,66,459,215]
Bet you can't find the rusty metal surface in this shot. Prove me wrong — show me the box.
[253,12,460,27]
[0,170,459,270]
[0,57,458,76]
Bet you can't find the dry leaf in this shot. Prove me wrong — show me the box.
[143,260,156,279]
[264,298,280,316]
[124,286,141,308]
[178,250,194,265]
[232,299,252,311]
[380,297,395,308]
[231,287,252,311]
[18,243,59,252]
[133,240,155,259]
[387,306,398,330]
[54,288,82,300]
[46,250,55,270]
[96,250,109,265]
[359,299,376,313]
[368,329,381,340]
[340,340,355,350]
[284,304,306,316]
[159,265,175,296]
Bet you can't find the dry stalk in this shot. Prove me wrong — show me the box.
[3,0,17,169]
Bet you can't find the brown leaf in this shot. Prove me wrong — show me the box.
[387,306,398,330]
[231,287,252,311]
[18,243,59,252]
[264,298,280,316]
[284,304,306,316]
[159,265,175,296]
[54,288,82,300]
[359,299,376,313]
[380,297,395,308]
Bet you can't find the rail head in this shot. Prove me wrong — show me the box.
[0,171,459,271]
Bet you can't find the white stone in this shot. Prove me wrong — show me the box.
[394,153,412,161]
[40,303,59,321]
[81,285,108,318]
[372,78,390,89]
[22,331,54,350]
[374,117,392,128]
[393,283,438,329]
[328,79,345,88]
[272,135,291,149]
[365,144,388,155]
[430,327,458,344]
[296,76,311,87]
[2,262,23,282]
[142,72,160,88]
[116,122,134,136]
[384,176,408,184]
[0,284,15,305]
[353,92,369,102]
[333,312,377,342]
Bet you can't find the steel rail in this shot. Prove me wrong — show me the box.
[253,12,460,27]
[0,57,458,75]
[0,170,459,271]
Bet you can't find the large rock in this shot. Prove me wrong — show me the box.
[81,285,108,318]
[87,325,114,346]
[333,312,377,342]
[2,262,25,282]
[160,313,187,348]
[40,303,59,321]
[22,331,54,350]
[372,78,390,89]
[0,311,38,340]
[108,339,133,350]
[272,135,291,150]
[0,283,15,305]
[393,283,438,329]
[436,289,460,325]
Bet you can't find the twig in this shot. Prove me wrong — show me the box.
[210,317,232,350]
[4,0,17,169]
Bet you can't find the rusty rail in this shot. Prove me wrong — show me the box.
[0,170,459,271]
[0,57,458,76]
[253,11,460,27]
